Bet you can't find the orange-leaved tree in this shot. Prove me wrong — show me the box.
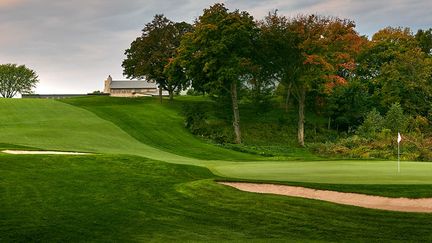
[288,15,366,146]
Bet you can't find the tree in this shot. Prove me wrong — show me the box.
[356,27,432,116]
[0,64,38,98]
[122,15,192,102]
[384,103,407,133]
[288,15,365,146]
[175,3,258,144]
[415,28,432,55]
[258,11,301,112]
[357,108,384,137]
[378,48,432,115]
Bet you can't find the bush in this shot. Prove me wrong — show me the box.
[186,88,203,96]
[357,108,384,137]
[181,103,232,144]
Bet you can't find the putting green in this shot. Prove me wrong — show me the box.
[210,160,432,184]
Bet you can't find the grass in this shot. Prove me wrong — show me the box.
[210,160,432,184]
[2,96,432,241]
[2,153,432,242]
[60,96,259,161]
[0,98,224,165]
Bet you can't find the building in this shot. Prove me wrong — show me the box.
[103,75,160,97]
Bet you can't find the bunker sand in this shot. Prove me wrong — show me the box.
[220,182,432,213]
[2,150,90,155]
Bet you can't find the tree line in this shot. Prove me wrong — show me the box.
[122,3,432,146]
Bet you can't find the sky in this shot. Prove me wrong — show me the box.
[1,0,431,94]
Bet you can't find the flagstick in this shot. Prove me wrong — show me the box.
[397,141,400,173]
[397,132,401,173]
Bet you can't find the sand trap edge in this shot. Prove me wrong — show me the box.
[2,150,91,155]
[219,182,432,213]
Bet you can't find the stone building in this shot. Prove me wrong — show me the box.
[103,75,159,97]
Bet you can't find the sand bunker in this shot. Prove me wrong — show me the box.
[219,182,432,213]
[2,150,90,155]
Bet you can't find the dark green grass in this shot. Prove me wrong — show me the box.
[2,153,432,242]
[61,96,259,161]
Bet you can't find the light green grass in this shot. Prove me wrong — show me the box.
[210,160,432,184]
[0,98,205,165]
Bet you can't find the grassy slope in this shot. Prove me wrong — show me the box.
[0,98,248,166]
[2,153,432,242]
[60,96,259,161]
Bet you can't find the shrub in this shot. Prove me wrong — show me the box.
[181,103,232,144]
[357,108,384,138]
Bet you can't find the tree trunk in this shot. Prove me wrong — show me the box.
[285,82,292,113]
[159,85,162,104]
[169,90,174,101]
[298,87,306,147]
[231,82,242,144]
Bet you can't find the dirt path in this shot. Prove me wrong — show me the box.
[219,182,432,213]
[2,150,90,155]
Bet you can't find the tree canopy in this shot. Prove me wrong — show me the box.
[123,5,432,148]
[175,3,258,143]
[0,64,38,98]
[122,14,192,101]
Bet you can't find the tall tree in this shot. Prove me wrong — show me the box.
[258,11,301,112]
[175,3,258,144]
[122,15,192,102]
[288,15,365,146]
[0,64,38,98]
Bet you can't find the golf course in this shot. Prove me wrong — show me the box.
[1,96,432,241]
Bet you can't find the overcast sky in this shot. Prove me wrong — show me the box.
[1,0,431,94]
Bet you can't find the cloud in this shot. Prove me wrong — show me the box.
[0,0,23,8]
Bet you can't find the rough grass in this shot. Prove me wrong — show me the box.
[2,153,432,242]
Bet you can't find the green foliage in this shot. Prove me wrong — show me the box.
[175,3,260,143]
[325,79,371,131]
[122,15,192,100]
[415,28,432,55]
[357,108,384,137]
[384,103,407,132]
[378,49,432,115]
[0,63,38,98]
[186,88,203,96]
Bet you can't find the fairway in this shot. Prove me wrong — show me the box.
[210,160,432,184]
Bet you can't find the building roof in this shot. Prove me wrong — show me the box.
[110,80,157,89]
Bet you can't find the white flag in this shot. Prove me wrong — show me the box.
[397,132,402,143]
